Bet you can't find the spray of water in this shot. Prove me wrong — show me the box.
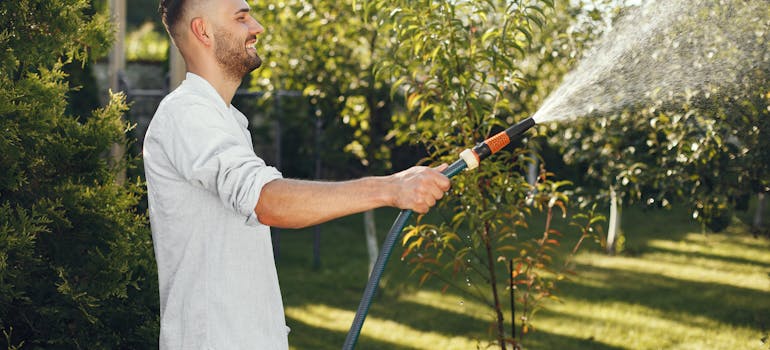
[532,0,770,124]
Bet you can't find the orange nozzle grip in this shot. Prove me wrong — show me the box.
[484,131,511,154]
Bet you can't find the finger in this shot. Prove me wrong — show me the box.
[437,176,451,191]
[433,163,449,172]
[430,171,450,191]
[429,185,445,200]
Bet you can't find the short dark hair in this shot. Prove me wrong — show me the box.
[159,0,186,37]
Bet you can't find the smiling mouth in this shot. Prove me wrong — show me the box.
[246,40,258,53]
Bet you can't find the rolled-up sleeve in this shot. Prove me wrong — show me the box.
[161,103,282,226]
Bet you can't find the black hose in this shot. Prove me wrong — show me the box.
[342,159,468,349]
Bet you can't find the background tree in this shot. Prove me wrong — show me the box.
[0,1,158,348]
[251,0,400,271]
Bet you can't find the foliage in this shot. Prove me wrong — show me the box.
[126,22,169,62]
[0,0,158,348]
[509,190,604,343]
[251,0,396,178]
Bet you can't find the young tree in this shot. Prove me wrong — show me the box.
[0,1,157,347]
[370,0,603,348]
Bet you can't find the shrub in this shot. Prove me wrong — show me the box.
[0,1,158,348]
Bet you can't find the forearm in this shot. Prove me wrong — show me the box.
[255,177,396,229]
[255,164,450,229]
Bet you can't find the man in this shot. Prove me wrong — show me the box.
[143,0,451,349]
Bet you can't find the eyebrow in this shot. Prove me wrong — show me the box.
[234,7,250,15]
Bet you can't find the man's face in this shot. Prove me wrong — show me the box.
[211,0,264,80]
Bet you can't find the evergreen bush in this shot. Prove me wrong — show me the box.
[0,1,158,348]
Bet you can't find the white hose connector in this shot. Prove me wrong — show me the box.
[459,149,479,170]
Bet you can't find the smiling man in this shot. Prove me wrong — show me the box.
[143,1,451,349]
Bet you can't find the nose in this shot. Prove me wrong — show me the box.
[250,16,264,36]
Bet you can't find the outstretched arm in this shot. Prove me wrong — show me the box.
[255,164,451,229]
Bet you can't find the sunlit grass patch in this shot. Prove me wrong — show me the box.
[286,303,480,349]
[574,246,768,291]
[535,298,764,350]
[398,290,491,322]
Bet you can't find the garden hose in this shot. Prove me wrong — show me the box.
[342,117,536,350]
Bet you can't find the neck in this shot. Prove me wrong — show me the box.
[187,62,241,106]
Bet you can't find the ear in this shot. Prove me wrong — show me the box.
[190,17,213,47]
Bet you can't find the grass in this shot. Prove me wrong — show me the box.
[276,200,770,349]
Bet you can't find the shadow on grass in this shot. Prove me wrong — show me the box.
[285,282,633,350]
[286,314,419,350]
[642,243,770,269]
[373,297,628,350]
[563,262,770,329]
[521,329,627,350]
[286,311,626,350]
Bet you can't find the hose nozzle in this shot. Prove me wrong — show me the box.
[459,117,536,169]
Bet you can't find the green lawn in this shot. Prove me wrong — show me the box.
[276,201,770,349]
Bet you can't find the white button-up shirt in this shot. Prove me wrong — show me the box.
[143,73,287,350]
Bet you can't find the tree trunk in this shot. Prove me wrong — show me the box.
[108,0,126,94]
[482,223,506,350]
[108,0,126,184]
[526,151,538,187]
[525,151,538,207]
[754,192,766,229]
[364,210,379,276]
[607,185,622,255]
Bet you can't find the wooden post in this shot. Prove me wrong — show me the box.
[109,0,127,184]
[169,45,186,89]
[108,0,126,94]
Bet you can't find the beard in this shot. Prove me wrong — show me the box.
[212,27,262,81]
